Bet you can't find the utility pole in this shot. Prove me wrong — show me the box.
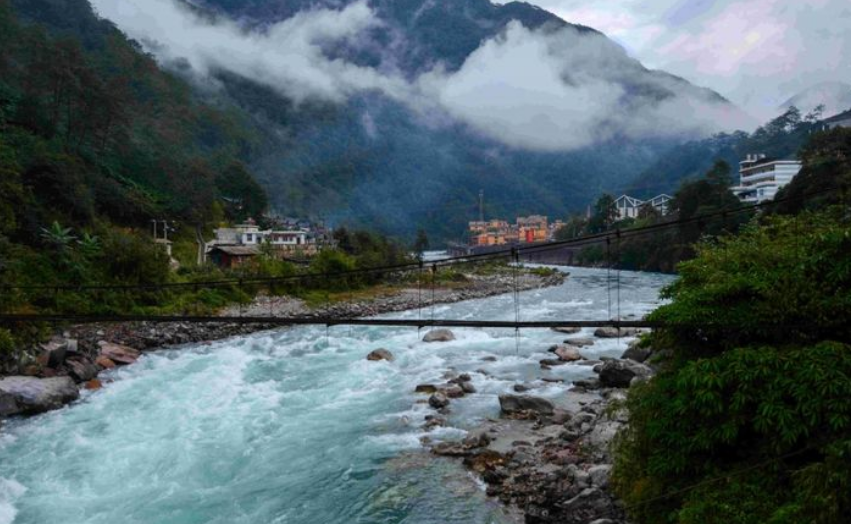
[479,189,484,222]
[151,219,158,240]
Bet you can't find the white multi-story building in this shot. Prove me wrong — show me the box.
[732,154,802,204]
[823,109,851,130]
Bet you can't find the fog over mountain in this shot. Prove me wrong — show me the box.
[89,0,753,240]
[93,0,750,151]
[780,82,851,119]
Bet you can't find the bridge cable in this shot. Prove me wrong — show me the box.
[3,184,839,294]
[430,264,437,326]
[606,238,612,320]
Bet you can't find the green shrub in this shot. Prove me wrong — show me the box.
[612,210,851,524]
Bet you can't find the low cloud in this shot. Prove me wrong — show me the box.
[91,0,408,103]
[418,22,751,151]
[91,0,749,151]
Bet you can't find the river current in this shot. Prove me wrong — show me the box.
[0,265,672,524]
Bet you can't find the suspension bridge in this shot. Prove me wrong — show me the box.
[0,186,837,331]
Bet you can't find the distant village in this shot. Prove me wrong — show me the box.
[157,107,851,267]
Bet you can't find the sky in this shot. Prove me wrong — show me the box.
[524,0,851,121]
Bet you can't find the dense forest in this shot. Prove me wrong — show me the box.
[611,127,851,523]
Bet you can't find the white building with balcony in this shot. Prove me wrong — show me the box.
[732,154,802,204]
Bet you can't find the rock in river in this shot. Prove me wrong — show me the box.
[366,348,394,361]
[594,327,640,338]
[598,359,654,388]
[564,337,595,347]
[498,394,555,416]
[551,326,581,334]
[554,345,584,362]
[0,376,79,417]
[98,342,140,366]
[422,329,455,343]
[429,393,450,409]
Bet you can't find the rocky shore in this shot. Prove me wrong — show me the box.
[1,270,564,420]
[411,327,658,524]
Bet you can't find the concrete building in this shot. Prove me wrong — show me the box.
[614,194,673,220]
[206,218,320,267]
[468,216,549,246]
[823,109,851,130]
[732,154,802,204]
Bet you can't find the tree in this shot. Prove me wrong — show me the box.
[612,211,851,524]
[413,228,429,255]
[39,221,75,253]
[773,127,851,215]
[705,159,732,187]
[587,194,617,233]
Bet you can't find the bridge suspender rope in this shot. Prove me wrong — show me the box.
[512,247,521,354]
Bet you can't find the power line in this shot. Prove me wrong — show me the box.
[0,184,839,293]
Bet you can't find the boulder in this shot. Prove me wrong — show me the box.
[66,357,98,382]
[588,464,613,488]
[428,393,450,409]
[98,342,140,366]
[594,327,640,338]
[540,358,567,367]
[84,379,103,391]
[0,376,79,417]
[40,338,67,368]
[443,385,465,398]
[422,415,447,431]
[415,384,438,394]
[551,326,581,334]
[554,345,584,362]
[366,348,394,362]
[558,488,618,522]
[621,341,652,363]
[95,356,117,369]
[460,381,476,394]
[422,329,455,343]
[448,373,472,384]
[598,359,654,388]
[564,337,595,347]
[513,383,531,392]
[498,394,555,416]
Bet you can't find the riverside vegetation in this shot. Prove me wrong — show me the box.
[610,128,851,523]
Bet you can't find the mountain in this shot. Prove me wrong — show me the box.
[80,0,750,242]
[628,107,824,197]
[2,0,267,236]
[780,81,851,119]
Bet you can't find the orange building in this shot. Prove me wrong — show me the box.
[468,216,549,246]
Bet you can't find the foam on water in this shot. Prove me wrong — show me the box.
[0,266,671,524]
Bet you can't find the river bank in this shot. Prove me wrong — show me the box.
[420,331,657,524]
[0,269,564,419]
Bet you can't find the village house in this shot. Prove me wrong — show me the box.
[614,194,672,220]
[205,218,322,268]
[468,216,549,247]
